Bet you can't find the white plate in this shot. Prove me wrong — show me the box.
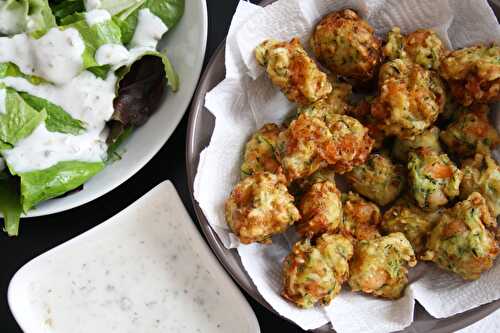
[8,181,260,333]
[23,0,208,217]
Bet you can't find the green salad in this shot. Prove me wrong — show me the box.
[0,0,184,235]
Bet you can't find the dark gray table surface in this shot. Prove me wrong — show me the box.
[0,1,302,332]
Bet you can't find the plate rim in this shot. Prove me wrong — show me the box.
[19,0,209,218]
[185,1,500,332]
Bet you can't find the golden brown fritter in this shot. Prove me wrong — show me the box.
[392,126,443,163]
[276,113,332,181]
[370,58,446,139]
[225,172,300,244]
[298,81,352,121]
[461,152,500,218]
[341,191,382,241]
[255,38,332,106]
[440,104,499,157]
[310,9,382,85]
[297,180,343,237]
[241,123,282,177]
[323,114,374,174]
[440,45,500,106]
[346,153,406,206]
[422,192,499,280]
[381,197,439,254]
[349,99,386,149]
[408,148,463,210]
[348,232,417,299]
[383,27,446,70]
[282,234,353,308]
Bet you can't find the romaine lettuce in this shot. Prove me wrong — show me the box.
[0,172,22,236]
[18,160,104,211]
[0,0,56,35]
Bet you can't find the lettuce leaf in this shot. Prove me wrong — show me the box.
[18,160,104,211]
[0,62,46,84]
[0,0,56,35]
[0,86,46,145]
[0,172,22,236]
[19,92,86,135]
[50,0,84,24]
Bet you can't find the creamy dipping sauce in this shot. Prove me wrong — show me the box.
[0,87,6,114]
[0,0,25,35]
[84,9,111,26]
[8,182,259,333]
[0,28,85,85]
[130,9,168,49]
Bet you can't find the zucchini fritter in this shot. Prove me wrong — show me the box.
[282,234,353,308]
[392,126,443,163]
[408,148,463,210]
[256,38,332,106]
[310,9,381,85]
[348,233,417,299]
[422,192,499,280]
[461,152,500,218]
[440,104,499,157]
[225,172,300,244]
[241,123,282,177]
[371,58,446,139]
[346,153,406,206]
[440,45,500,106]
[341,191,382,241]
[297,180,342,237]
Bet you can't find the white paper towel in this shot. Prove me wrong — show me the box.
[194,0,500,331]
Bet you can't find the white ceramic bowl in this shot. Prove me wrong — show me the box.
[23,0,208,217]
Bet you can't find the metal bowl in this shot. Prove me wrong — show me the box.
[186,1,500,331]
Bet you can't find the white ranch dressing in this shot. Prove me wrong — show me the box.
[0,28,85,85]
[0,0,25,35]
[84,9,111,26]
[0,71,116,173]
[95,44,130,66]
[129,8,168,49]
[0,88,6,114]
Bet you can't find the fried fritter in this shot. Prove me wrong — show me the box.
[381,197,439,254]
[298,81,352,121]
[346,153,406,206]
[256,38,332,106]
[383,27,446,70]
[225,172,300,244]
[408,148,463,210]
[310,9,381,85]
[282,234,353,308]
[349,99,386,149]
[371,58,446,139]
[297,180,343,237]
[348,232,417,299]
[461,152,500,218]
[440,104,499,157]
[422,192,499,280]
[341,191,382,241]
[241,123,282,177]
[440,45,500,106]
[392,126,443,163]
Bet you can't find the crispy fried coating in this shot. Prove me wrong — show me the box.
[422,192,499,280]
[310,9,381,85]
[276,113,332,181]
[282,234,353,308]
[348,233,416,299]
[241,123,282,177]
[381,197,439,254]
[440,104,499,157]
[371,58,446,139]
[349,99,386,149]
[408,148,463,210]
[256,38,332,106]
[298,81,353,121]
[297,180,343,237]
[392,126,443,163]
[440,45,500,106]
[225,172,300,244]
[383,27,446,70]
[461,152,500,218]
[346,153,406,206]
[341,192,382,241]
